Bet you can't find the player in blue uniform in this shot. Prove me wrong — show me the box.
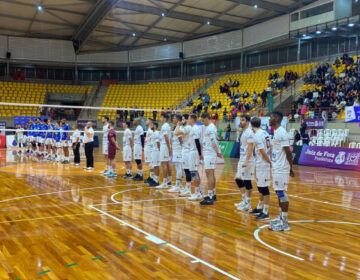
[45,119,54,160]
[60,119,71,164]
[53,121,61,161]
[39,119,48,157]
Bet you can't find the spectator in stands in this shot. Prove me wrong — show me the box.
[293,130,301,145]
[204,93,210,105]
[310,128,317,137]
[187,98,193,106]
[217,101,222,109]
[354,97,360,106]
[227,78,232,86]
[211,101,217,110]
[261,90,267,107]
[300,119,307,135]
[300,103,307,116]
[243,91,249,99]
[124,110,128,121]
[196,103,203,116]
[119,110,124,121]
[230,107,238,121]
[232,79,239,87]
[253,92,258,105]
[301,130,310,146]
[223,108,228,120]
[225,124,231,141]
[268,73,273,80]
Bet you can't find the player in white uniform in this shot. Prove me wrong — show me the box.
[176,114,202,200]
[133,118,145,181]
[157,114,172,189]
[144,119,155,184]
[234,114,255,212]
[200,113,222,205]
[149,122,161,187]
[175,115,192,196]
[101,116,110,174]
[15,124,25,154]
[250,117,272,220]
[268,112,294,231]
[122,121,133,179]
[168,115,183,193]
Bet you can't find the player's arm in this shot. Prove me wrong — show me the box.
[111,135,120,150]
[259,148,271,165]
[242,142,254,167]
[283,146,295,177]
[164,134,171,155]
[209,131,222,158]
[66,128,70,141]
[129,134,134,150]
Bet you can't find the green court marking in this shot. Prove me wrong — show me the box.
[92,256,103,261]
[200,235,209,238]
[37,270,50,275]
[138,246,149,250]
[327,218,333,220]
[116,251,127,255]
[218,232,227,236]
[314,220,319,222]
[300,222,307,224]
[159,242,169,245]
[181,238,190,242]
[65,263,78,268]
[339,216,345,219]
[352,214,358,217]
[237,230,245,233]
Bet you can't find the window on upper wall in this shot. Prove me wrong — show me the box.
[300,2,333,19]
[291,13,299,22]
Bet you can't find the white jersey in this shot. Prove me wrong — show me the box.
[188,125,201,152]
[172,128,182,152]
[160,123,171,146]
[181,125,191,152]
[145,128,153,149]
[239,127,255,163]
[151,130,160,151]
[123,128,132,147]
[134,125,144,146]
[203,123,218,156]
[272,126,290,174]
[254,129,271,167]
[16,128,24,139]
[103,124,109,145]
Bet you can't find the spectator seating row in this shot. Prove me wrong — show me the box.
[290,128,349,147]
[47,84,93,94]
[187,63,316,120]
[98,79,208,120]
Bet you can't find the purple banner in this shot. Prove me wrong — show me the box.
[77,120,97,129]
[299,146,360,171]
[304,119,325,129]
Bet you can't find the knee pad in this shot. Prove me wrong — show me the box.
[244,180,252,190]
[276,190,288,202]
[184,169,191,182]
[235,178,244,188]
[135,159,142,165]
[190,171,199,180]
[257,186,270,196]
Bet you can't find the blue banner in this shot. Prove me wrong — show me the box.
[345,106,360,122]
[14,116,47,127]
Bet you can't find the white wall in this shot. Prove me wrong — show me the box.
[0,35,7,59]
[77,51,128,64]
[183,30,243,58]
[129,43,181,63]
[243,15,290,48]
[8,37,75,62]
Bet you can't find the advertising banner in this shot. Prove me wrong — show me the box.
[304,119,325,129]
[219,141,234,158]
[0,122,5,136]
[299,146,360,171]
[77,120,97,129]
[345,106,360,122]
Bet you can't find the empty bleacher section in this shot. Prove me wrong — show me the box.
[47,84,93,94]
[98,79,208,120]
[186,63,316,120]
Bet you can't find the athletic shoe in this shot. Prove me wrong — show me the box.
[132,174,143,181]
[100,169,108,174]
[83,167,88,170]
[104,170,112,176]
[167,181,172,186]
[156,183,168,189]
[122,173,132,179]
[238,203,251,211]
[249,208,262,215]
[255,212,270,221]
[62,160,69,164]
[213,195,217,201]
[87,167,94,170]
[146,177,155,185]
[269,215,281,225]
[234,201,245,208]
[144,177,151,184]
[168,186,180,193]
[74,163,80,166]
[149,181,160,187]
[188,192,203,201]
[107,171,117,177]
[179,188,191,197]
[269,221,290,232]
[200,196,214,205]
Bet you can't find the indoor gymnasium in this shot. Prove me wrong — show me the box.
[0,0,360,279]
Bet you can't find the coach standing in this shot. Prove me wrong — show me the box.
[83,122,95,170]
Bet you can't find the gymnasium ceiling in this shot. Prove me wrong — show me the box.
[0,0,317,53]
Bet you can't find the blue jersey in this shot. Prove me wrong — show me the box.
[28,124,34,137]
[54,127,61,142]
[47,124,55,139]
[35,124,42,137]
[61,124,70,141]
[41,124,47,138]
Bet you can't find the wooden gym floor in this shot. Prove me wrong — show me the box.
[0,148,359,280]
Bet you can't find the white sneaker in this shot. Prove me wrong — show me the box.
[179,188,191,197]
[87,167,94,170]
[269,215,282,225]
[234,201,245,208]
[168,186,180,193]
[156,183,168,189]
[238,203,252,211]
[75,163,80,166]
[188,192,203,201]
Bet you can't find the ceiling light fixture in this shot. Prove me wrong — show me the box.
[254,4,258,8]
[132,33,136,37]
[332,26,337,31]
[164,37,167,41]
[348,23,354,27]
[206,20,210,25]
[302,34,306,37]
[316,30,321,34]
[37,5,43,11]
[161,12,165,17]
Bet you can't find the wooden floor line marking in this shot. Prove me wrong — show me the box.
[90,205,241,280]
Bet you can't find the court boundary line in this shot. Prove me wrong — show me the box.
[90,205,242,280]
[254,220,360,261]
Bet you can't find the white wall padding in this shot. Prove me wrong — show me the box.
[243,15,290,48]
[8,37,75,62]
[0,36,7,58]
[129,43,181,63]
[183,30,243,58]
[77,51,128,64]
